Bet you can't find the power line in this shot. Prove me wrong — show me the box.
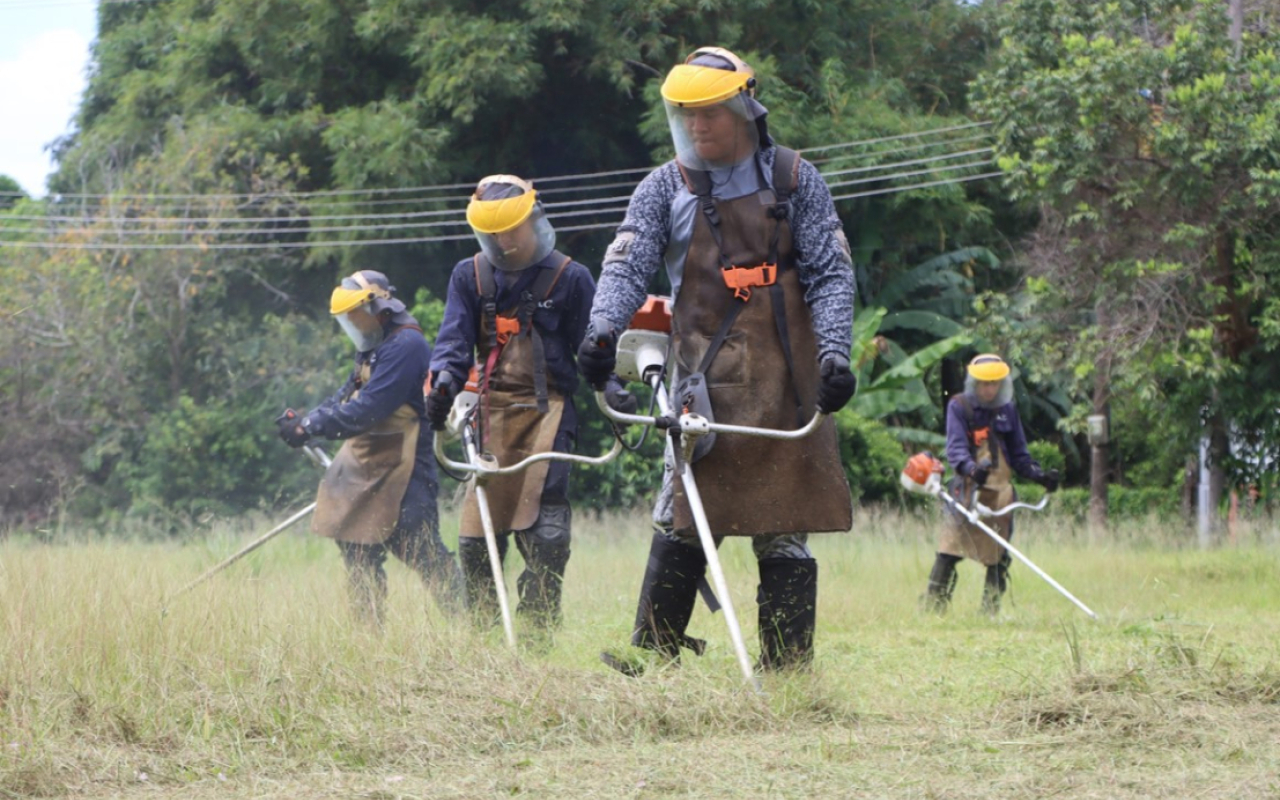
[1,122,994,204]
[1,171,1003,250]
[2,141,994,230]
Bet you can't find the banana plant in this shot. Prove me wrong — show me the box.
[846,307,971,447]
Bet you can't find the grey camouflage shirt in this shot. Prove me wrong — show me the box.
[592,145,855,360]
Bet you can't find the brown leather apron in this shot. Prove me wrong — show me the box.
[939,435,1014,565]
[311,360,420,545]
[459,320,565,538]
[671,172,852,537]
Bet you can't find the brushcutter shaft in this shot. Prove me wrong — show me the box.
[652,383,763,693]
[162,446,332,611]
[463,429,518,650]
[938,491,1098,619]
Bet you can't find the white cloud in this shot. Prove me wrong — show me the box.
[0,28,91,197]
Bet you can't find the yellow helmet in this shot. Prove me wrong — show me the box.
[329,270,394,316]
[660,46,756,108]
[966,354,1011,382]
[466,174,538,234]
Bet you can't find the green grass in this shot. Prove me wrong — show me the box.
[2,508,1279,798]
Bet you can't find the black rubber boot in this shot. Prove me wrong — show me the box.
[923,553,961,614]
[981,560,1008,616]
[459,535,508,628]
[601,532,707,676]
[757,557,818,672]
[515,503,571,630]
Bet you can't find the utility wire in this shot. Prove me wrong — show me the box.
[1,170,1003,250]
[2,143,998,230]
[1,121,994,203]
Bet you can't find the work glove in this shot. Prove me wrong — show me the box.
[1034,468,1060,493]
[816,353,857,414]
[426,372,456,432]
[578,319,618,390]
[967,461,990,487]
[275,408,311,448]
[604,374,639,414]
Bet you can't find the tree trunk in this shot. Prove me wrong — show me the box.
[1207,409,1230,540]
[1089,305,1112,536]
[1229,0,1244,58]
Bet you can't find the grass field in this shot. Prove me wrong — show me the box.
[3,507,1279,798]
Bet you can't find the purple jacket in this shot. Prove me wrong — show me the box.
[944,395,1041,480]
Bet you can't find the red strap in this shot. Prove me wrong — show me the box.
[479,343,505,448]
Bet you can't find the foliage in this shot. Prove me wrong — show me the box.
[832,410,915,504]
[6,0,1010,523]
[1050,486,1183,521]
[972,0,1280,479]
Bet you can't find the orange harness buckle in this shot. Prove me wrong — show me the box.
[495,316,521,345]
[721,263,777,302]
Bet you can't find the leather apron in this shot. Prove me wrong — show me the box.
[671,177,852,537]
[459,323,564,538]
[939,435,1014,565]
[311,362,421,546]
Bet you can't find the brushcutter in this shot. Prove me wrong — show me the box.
[162,442,332,612]
[433,371,624,651]
[900,452,1097,619]
[592,296,831,693]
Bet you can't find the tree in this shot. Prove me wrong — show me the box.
[973,0,1280,532]
[7,0,1010,524]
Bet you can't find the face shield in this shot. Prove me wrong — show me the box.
[330,273,393,352]
[335,306,385,352]
[466,175,556,272]
[964,355,1014,408]
[661,51,767,172]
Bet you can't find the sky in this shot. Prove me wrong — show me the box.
[0,1,97,197]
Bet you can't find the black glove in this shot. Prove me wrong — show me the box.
[816,354,857,414]
[578,319,618,390]
[968,461,990,486]
[604,375,638,414]
[426,372,456,432]
[276,408,311,448]
[1035,468,1060,493]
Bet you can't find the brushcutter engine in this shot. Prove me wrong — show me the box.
[901,451,945,496]
[614,295,672,384]
[444,367,481,442]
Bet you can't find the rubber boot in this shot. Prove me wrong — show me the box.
[981,561,1008,616]
[514,503,571,631]
[922,553,961,614]
[601,532,707,676]
[757,557,818,672]
[459,535,508,629]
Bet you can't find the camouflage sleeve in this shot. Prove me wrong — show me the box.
[590,164,681,333]
[790,157,855,361]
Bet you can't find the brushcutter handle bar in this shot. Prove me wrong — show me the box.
[433,424,622,479]
[593,382,825,441]
[303,444,332,469]
[975,495,1050,518]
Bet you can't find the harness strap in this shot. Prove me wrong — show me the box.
[679,150,803,419]
[956,394,1000,471]
[473,253,572,437]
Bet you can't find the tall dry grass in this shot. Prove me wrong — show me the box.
[2,506,1279,798]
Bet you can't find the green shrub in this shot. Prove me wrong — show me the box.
[1046,486,1182,521]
